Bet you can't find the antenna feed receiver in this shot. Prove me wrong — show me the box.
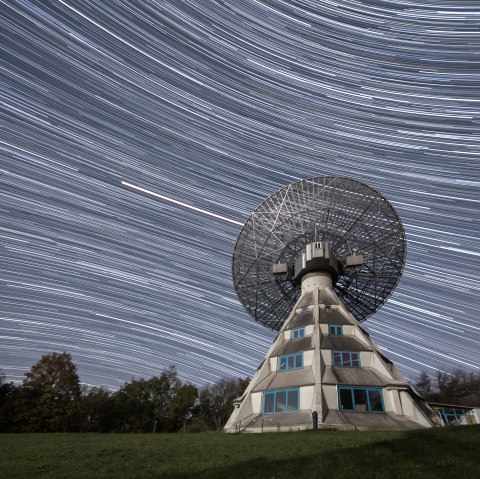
[341,252,364,267]
[273,241,342,285]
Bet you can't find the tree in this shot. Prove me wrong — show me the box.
[197,377,249,431]
[0,369,18,432]
[1,356,251,433]
[19,352,82,432]
[114,378,155,432]
[436,370,480,406]
[169,383,198,432]
[415,369,480,406]
[415,371,434,399]
[113,366,198,433]
[79,386,116,432]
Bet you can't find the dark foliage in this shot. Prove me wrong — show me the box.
[415,369,480,406]
[6,352,82,432]
[0,355,248,433]
[112,366,197,433]
[0,378,19,432]
[79,386,117,432]
[194,377,250,431]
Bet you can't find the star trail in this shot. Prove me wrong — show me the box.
[1,0,479,389]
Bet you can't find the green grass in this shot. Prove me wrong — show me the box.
[1,426,479,478]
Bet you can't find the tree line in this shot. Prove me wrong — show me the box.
[414,369,480,406]
[1,353,478,433]
[0,352,248,433]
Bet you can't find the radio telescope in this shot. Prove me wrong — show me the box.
[232,176,406,331]
[225,176,435,433]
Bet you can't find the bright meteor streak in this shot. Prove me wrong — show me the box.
[122,181,243,226]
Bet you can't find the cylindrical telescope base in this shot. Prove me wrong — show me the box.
[301,272,332,293]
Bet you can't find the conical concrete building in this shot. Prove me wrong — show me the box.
[225,243,435,432]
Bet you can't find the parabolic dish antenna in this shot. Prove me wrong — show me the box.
[232,176,406,330]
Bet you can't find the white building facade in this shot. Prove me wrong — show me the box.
[225,268,436,432]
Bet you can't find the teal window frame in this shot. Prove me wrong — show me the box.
[263,388,300,414]
[278,353,304,371]
[434,406,473,426]
[338,387,384,413]
[329,325,343,335]
[332,351,360,367]
[292,327,305,339]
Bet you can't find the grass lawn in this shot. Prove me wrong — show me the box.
[0,426,479,478]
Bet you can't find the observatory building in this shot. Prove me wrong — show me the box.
[224,177,436,432]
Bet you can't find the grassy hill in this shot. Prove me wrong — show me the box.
[1,426,479,478]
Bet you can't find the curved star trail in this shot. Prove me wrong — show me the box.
[1,0,479,388]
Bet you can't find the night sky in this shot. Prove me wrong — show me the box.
[1,1,479,389]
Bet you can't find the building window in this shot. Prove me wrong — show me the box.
[263,388,300,414]
[278,353,303,371]
[329,325,343,335]
[292,328,305,339]
[332,351,360,367]
[433,406,474,426]
[338,387,384,413]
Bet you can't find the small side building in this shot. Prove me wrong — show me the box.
[427,402,480,426]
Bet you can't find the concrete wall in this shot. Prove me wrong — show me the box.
[369,352,395,378]
[303,350,314,367]
[397,390,432,427]
[384,388,402,415]
[473,408,480,424]
[269,356,277,371]
[322,385,338,410]
[251,392,262,414]
[300,385,315,410]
